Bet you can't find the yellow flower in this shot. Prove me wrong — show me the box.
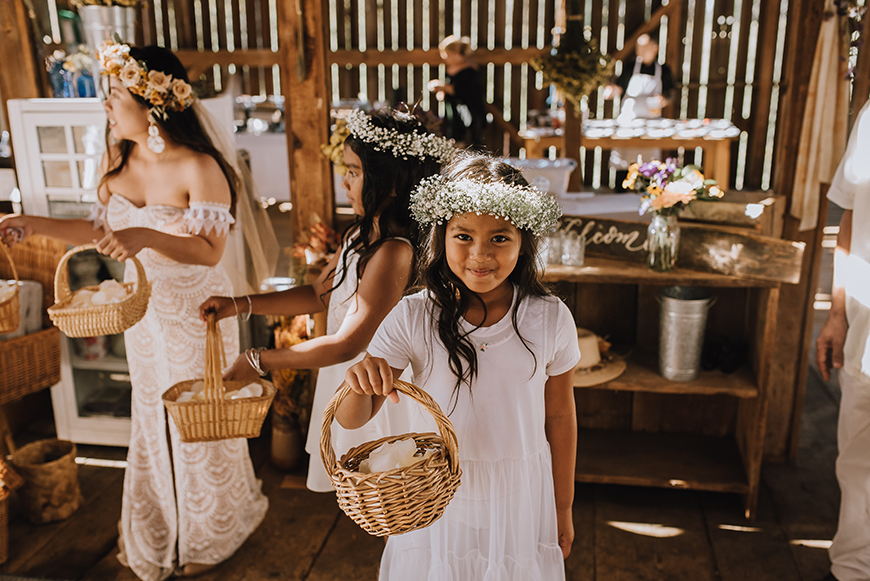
[709,185,724,198]
[623,163,639,190]
[147,70,171,92]
[646,184,662,197]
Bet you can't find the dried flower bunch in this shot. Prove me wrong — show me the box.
[410,175,562,237]
[531,19,614,115]
[623,158,724,216]
[71,0,142,7]
[320,119,351,175]
[98,40,194,120]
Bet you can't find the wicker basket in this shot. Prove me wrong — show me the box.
[0,458,22,563]
[0,233,67,325]
[0,244,20,335]
[162,313,276,443]
[320,379,462,537]
[48,244,151,337]
[0,327,62,405]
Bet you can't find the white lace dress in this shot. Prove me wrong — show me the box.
[304,236,418,492]
[367,289,581,580]
[96,194,269,581]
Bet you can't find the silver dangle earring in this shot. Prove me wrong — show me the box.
[147,117,165,154]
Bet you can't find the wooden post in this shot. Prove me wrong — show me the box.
[562,0,585,192]
[277,0,333,240]
[762,0,829,460]
[0,0,43,131]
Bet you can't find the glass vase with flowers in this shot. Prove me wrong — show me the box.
[623,158,723,272]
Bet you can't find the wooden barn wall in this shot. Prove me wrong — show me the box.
[123,0,800,192]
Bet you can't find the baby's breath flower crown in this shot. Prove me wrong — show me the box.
[98,40,195,120]
[410,175,562,237]
[345,109,455,165]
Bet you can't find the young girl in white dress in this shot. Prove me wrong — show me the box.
[200,108,452,491]
[1,44,268,580]
[336,151,581,580]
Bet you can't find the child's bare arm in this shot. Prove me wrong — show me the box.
[545,369,577,559]
[335,354,404,429]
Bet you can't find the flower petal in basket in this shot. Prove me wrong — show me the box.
[321,379,462,537]
[48,244,151,337]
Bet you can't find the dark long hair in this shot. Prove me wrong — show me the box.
[99,45,238,216]
[419,151,552,405]
[328,109,442,295]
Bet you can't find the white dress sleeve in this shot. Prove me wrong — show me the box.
[546,298,582,376]
[183,201,235,236]
[829,99,870,211]
[367,295,417,371]
[86,199,109,231]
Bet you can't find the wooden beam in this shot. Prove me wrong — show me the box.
[0,0,43,131]
[611,0,685,63]
[326,46,547,68]
[278,0,332,242]
[176,48,280,79]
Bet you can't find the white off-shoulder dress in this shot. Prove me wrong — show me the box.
[94,194,268,581]
[366,288,581,580]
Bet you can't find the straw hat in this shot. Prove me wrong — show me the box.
[573,328,627,387]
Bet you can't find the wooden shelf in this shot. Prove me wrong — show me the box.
[575,353,758,398]
[542,256,778,287]
[576,429,749,494]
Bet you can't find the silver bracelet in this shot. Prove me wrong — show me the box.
[230,296,240,319]
[242,295,253,322]
[245,347,268,377]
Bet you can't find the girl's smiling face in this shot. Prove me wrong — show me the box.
[103,76,150,142]
[341,143,365,216]
[445,212,521,301]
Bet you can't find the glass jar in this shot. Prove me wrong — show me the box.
[647,213,680,272]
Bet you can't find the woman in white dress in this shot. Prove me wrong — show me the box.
[200,108,453,492]
[337,152,581,580]
[0,43,267,580]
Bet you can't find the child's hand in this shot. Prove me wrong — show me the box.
[557,508,574,559]
[345,354,400,404]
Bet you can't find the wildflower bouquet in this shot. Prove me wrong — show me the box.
[623,158,723,271]
[623,158,723,216]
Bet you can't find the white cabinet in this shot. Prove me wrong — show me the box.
[8,97,249,447]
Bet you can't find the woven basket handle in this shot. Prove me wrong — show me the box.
[0,242,19,286]
[54,243,148,304]
[321,378,461,477]
[203,313,228,403]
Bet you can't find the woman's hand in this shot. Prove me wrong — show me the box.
[345,354,400,403]
[199,296,240,323]
[0,215,33,247]
[816,311,849,382]
[223,352,260,383]
[96,228,151,262]
[557,507,574,559]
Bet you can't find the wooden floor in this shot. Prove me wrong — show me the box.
[1,206,845,581]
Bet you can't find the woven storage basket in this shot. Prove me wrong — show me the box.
[48,244,151,337]
[0,326,61,406]
[0,243,20,335]
[162,313,276,443]
[10,439,83,524]
[0,457,22,563]
[0,232,67,325]
[320,379,462,537]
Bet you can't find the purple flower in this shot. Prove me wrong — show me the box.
[638,160,661,178]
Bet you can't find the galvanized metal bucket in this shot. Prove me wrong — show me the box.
[658,286,716,381]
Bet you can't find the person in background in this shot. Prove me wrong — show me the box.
[427,35,488,149]
[603,33,676,190]
[815,99,870,581]
[336,151,580,579]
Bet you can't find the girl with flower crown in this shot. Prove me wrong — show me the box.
[199,108,451,492]
[0,44,273,580]
[336,151,581,579]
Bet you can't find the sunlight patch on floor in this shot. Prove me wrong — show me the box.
[607,521,685,538]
